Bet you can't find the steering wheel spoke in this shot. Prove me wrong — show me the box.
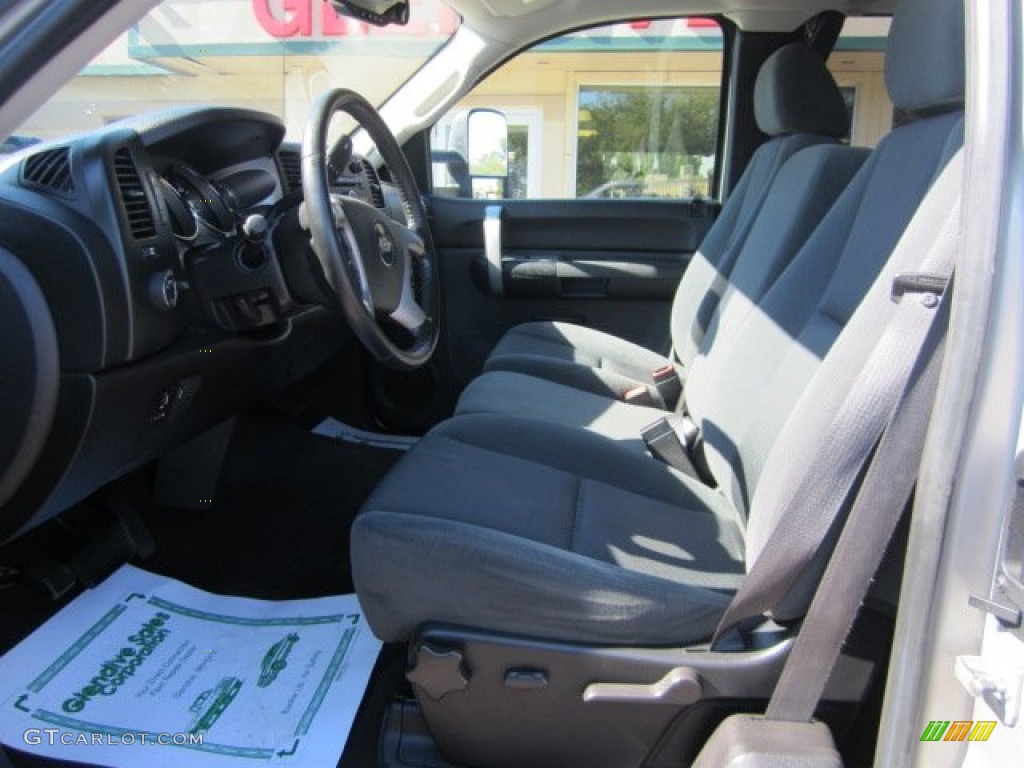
[388,246,428,332]
[398,226,426,259]
[328,195,375,314]
[389,287,428,332]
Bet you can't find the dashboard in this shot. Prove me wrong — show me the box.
[0,106,399,540]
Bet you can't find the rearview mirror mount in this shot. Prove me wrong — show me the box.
[330,0,409,26]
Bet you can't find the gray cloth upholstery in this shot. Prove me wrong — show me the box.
[468,144,870,433]
[351,0,967,646]
[686,113,964,518]
[486,43,851,397]
[458,370,662,452]
[485,320,675,401]
[886,0,965,115]
[352,415,744,644]
[668,135,846,367]
[753,44,850,137]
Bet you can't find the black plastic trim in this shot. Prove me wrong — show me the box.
[0,0,118,111]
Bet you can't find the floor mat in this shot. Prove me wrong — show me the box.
[311,418,417,451]
[1,414,409,767]
[0,566,381,768]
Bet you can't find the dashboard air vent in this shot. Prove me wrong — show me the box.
[278,149,302,193]
[113,148,156,240]
[22,147,74,195]
[360,158,386,209]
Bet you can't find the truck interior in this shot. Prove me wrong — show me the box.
[0,0,1018,765]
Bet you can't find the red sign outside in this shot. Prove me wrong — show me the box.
[251,0,459,39]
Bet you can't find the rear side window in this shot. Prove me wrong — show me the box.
[828,16,892,147]
[431,18,725,201]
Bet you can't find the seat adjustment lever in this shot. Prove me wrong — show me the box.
[582,667,701,706]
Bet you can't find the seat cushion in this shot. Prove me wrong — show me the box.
[484,321,674,401]
[457,370,664,452]
[351,414,745,645]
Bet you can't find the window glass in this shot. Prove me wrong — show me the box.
[827,16,892,147]
[10,0,458,148]
[431,18,724,200]
[576,84,719,198]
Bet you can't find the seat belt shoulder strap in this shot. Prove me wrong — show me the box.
[767,285,949,721]
[711,149,963,647]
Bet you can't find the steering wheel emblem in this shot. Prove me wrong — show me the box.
[375,222,395,267]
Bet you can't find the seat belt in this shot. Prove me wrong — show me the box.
[692,283,950,768]
[711,148,963,648]
[766,284,948,721]
[623,364,683,411]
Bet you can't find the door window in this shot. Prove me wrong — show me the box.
[431,14,894,201]
[431,18,725,200]
[828,16,892,147]
[575,84,719,198]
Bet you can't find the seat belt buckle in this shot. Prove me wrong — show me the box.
[652,364,676,380]
[651,364,682,409]
[623,385,658,407]
[675,414,701,449]
[891,272,949,304]
[641,415,699,477]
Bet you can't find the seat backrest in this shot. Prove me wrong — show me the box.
[692,142,869,375]
[684,0,965,524]
[671,43,851,367]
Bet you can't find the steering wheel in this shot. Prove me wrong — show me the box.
[302,89,440,370]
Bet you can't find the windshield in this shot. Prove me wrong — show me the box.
[12,0,458,147]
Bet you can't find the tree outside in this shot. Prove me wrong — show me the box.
[576,85,719,198]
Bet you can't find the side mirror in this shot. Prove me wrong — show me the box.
[435,108,509,198]
[464,109,509,178]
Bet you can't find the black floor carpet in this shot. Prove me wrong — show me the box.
[0,413,409,768]
[140,414,401,598]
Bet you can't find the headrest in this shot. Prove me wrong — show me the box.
[886,0,965,115]
[754,44,849,138]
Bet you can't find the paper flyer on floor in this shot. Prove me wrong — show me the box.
[0,565,382,767]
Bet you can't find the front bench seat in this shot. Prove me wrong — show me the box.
[355,115,961,648]
[484,43,852,402]
[456,134,870,451]
[456,88,961,456]
[352,0,965,648]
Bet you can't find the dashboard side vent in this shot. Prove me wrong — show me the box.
[278,149,302,193]
[360,158,386,209]
[113,148,156,240]
[22,147,74,195]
